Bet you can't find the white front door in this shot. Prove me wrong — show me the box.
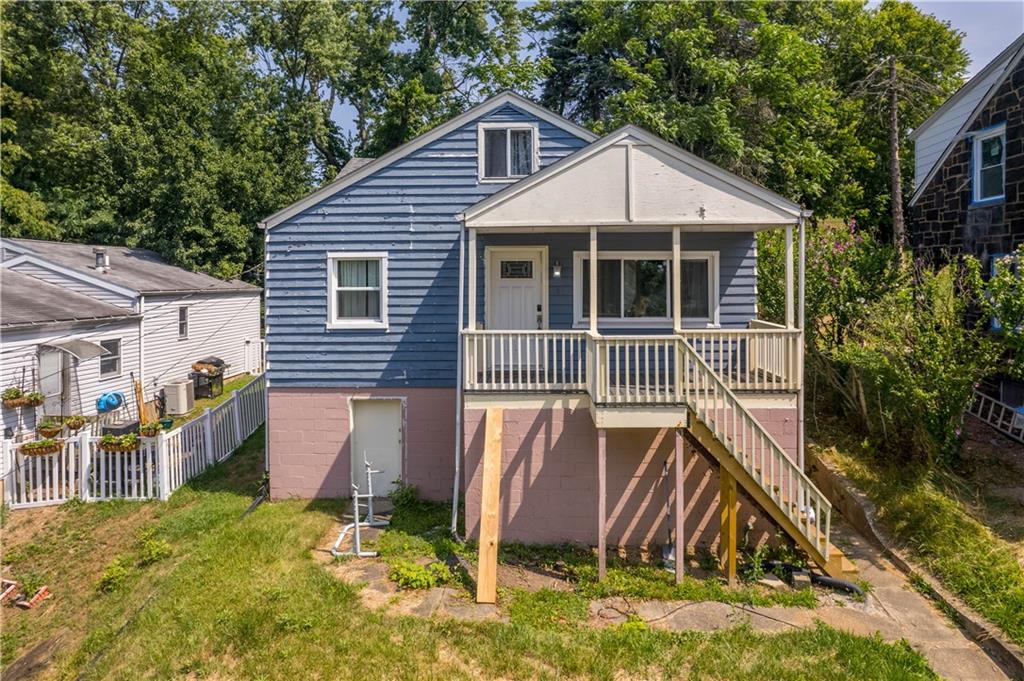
[351,399,403,497]
[486,248,547,331]
[38,349,70,416]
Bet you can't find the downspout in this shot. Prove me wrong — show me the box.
[138,295,145,414]
[797,214,807,471]
[450,221,466,537]
[262,222,270,475]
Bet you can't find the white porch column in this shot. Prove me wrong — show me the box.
[672,226,682,332]
[785,225,795,328]
[468,227,478,330]
[589,226,598,334]
[797,215,806,470]
[797,217,805,330]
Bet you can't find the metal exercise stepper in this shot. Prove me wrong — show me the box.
[330,456,390,558]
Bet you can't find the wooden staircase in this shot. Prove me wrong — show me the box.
[680,343,856,579]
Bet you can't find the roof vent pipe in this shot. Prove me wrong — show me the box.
[93,247,109,272]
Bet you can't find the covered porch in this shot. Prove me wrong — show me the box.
[458,126,808,410]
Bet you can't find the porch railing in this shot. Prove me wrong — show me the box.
[463,330,588,392]
[679,321,802,392]
[680,342,831,559]
[2,374,266,509]
[463,322,802,399]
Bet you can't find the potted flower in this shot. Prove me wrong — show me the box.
[2,387,26,408]
[22,392,44,407]
[64,415,87,432]
[20,439,62,457]
[139,421,162,437]
[36,418,63,438]
[97,432,139,453]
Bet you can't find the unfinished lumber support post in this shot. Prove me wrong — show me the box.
[674,429,685,584]
[597,427,607,581]
[719,468,738,586]
[475,407,504,604]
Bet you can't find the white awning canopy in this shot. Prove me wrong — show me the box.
[462,125,806,231]
[40,339,109,361]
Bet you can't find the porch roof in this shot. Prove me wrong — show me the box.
[461,125,807,231]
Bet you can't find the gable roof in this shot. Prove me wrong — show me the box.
[1,268,139,328]
[461,125,805,229]
[910,34,1024,206]
[259,91,599,231]
[1,238,258,295]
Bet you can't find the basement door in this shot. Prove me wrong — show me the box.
[350,399,403,497]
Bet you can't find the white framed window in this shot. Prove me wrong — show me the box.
[973,124,1005,203]
[477,122,539,181]
[327,252,388,330]
[178,306,189,339]
[572,250,720,328]
[99,338,121,378]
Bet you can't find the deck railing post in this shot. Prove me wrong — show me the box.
[203,407,214,466]
[231,390,243,449]
[78,429,92,502]
[157,430,171,500]
[1,439,11,505]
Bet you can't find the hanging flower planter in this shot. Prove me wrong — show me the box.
[22,392,44,408]
[98,433,140,453]
[64,415,87,432]
[36,418,63,438]
[139,422,162,438]
[20,439,63,457]
[2,388,26,409]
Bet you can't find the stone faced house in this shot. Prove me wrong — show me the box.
[909,34,1023,269]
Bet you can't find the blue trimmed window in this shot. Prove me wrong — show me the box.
[973,124,1005,203]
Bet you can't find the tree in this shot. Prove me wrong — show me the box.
[537,0,967,236]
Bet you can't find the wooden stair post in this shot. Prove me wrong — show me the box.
[719,468,738,586]
[476,408,503,604]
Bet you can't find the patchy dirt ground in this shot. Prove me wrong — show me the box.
[314,510,1009,680]
[959,416,1024,567]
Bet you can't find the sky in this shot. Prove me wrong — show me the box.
[910,1,1023,76]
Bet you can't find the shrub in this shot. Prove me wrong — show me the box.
[136,538,172,566]
[387,559,451,590]
[97,557,133,593]
[388,481,421,512]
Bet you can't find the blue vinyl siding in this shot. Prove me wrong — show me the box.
[266,105,590,387]
[477,232,757,331]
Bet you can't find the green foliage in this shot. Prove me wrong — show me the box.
[63,415,87,430]
[507,588,588,628]
[971,245,1024,377]
[539,0,966,235]
[2,387,23,400]
[97,557,133,593]
[387,559,452,590]
[99,432,140,449]
[136,538,172,567]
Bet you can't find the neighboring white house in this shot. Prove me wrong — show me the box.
[0,238,262,439]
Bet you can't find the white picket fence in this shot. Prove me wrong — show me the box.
[2,374,265,509]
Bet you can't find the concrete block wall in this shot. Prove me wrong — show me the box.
[463,404,799,551]
[267,387,455,500]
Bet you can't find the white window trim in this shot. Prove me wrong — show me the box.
[973,123,1006,203]
[326,251,389,331]
[99,338,122,379]
[178,306,189,340]
[477,122,540,182]
[572,250,720,329]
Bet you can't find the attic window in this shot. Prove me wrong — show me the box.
[973,124,1005,203]
[478,123,537,181]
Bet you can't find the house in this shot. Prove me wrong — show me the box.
[909,34,1024,408]
[0,238,262,438]
[262,92,850,580]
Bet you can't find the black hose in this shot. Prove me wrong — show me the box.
[763,560,864,597]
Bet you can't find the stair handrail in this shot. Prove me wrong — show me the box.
[678,339,832,559]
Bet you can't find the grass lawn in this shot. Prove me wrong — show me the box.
[1,428,938,680]
[809,414,1024,646]
[167,373,256,428]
